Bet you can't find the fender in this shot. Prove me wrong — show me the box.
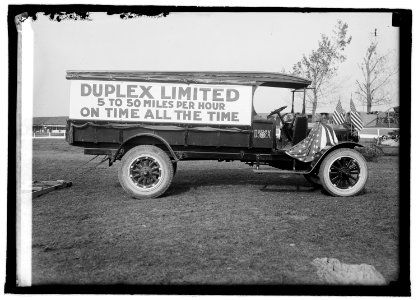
[306,142,364,174]
[112,133,179,163]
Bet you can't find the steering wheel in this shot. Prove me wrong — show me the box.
[268,106,287,118]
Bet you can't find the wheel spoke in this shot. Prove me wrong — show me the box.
[149,161,157,167]
[347,173,358,181]
[335,159,343,168]
[346,176,356,187]
[339,177,347,188]
[330,165,339,171]
[330,175,340,183]
[335,178,342,187]
[347,159,356,169]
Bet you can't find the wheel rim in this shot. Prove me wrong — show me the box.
[129,156,162,189]
[328,156,361,190]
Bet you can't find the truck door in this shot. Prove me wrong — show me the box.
[252,119,275,149]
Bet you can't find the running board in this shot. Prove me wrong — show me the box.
[253,169,309,175]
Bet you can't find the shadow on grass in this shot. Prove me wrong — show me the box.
[260,184,319,193]
[157,168,322,198]
[163,185,192,197]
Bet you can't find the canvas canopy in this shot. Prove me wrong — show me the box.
[66,71,311,90]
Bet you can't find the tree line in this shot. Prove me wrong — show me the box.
[290,20,397,116]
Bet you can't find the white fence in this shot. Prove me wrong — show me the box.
[359,127,399,141]
[33,132,66,139]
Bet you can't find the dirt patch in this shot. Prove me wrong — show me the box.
[312,257,386,285]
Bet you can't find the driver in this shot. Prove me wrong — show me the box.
[283,112,295,124]
[275,115,282,140]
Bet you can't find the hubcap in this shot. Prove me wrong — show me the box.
[129,156,161,189]
[329,157,360,189]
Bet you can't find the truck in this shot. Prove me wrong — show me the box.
[66,71,368,199]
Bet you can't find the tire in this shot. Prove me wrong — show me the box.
[118,145,174,199]
[319,148,368,197]
[303,173,321,187]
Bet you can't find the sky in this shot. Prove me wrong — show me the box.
[31,11,399,116]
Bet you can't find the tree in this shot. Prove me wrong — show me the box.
[355,39,398,113]
[292,20,352,118]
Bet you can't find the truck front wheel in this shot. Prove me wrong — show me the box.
[118,145,174,199]
[319,148,368,197]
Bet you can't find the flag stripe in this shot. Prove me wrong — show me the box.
[323,124,338,145]
[332,99,346,125]
[350,99,363,132]
[320,125,327,149]
[351,118,363,131]
[351,114,362,125]
[323,125,332,147]
[332,112,345,125]
[326,123,339,144]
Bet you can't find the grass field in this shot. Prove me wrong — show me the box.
[31,139,399,285]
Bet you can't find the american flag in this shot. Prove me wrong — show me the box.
[350,99,364,132]
[286,122,338,162]
[332,99,346,125]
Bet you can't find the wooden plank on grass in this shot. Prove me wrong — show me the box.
[31,180,72,198]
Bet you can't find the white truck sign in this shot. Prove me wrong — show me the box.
[69,80,253,126]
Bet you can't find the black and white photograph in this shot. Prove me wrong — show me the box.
[6,3,411,296]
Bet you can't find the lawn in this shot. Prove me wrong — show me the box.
[31,139,399,285]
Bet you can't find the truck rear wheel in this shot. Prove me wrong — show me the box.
[319,148,368,197]
[118,145,174,199]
